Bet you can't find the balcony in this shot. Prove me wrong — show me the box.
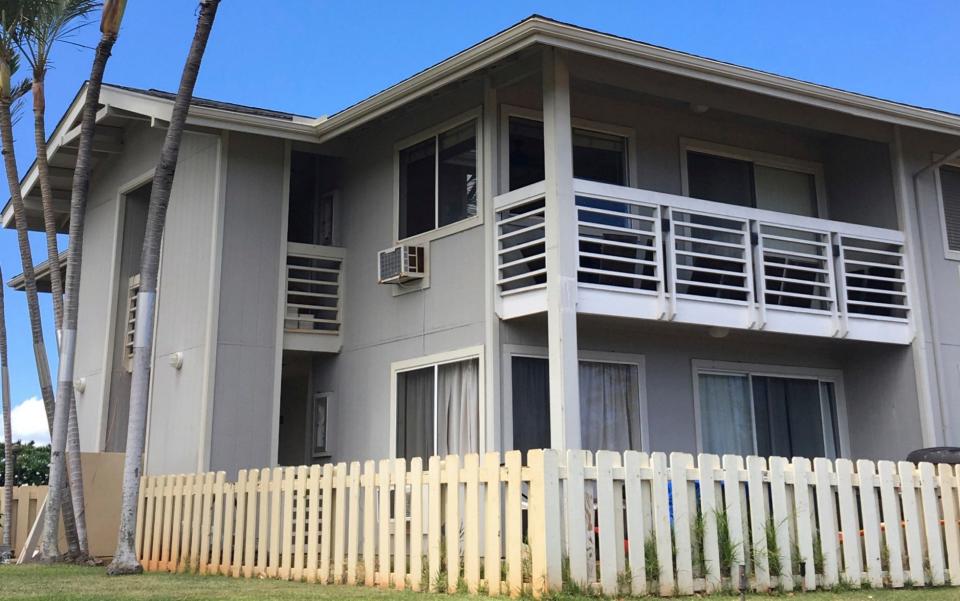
[282,242,345,353]
[495,179,911,344]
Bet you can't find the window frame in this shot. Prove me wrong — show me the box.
[934,160,960,261]
[691,359,849,458]
[499,105,638,194]
[389,345,486,459]
[393,108,484,245]
[500,344,649,453]
[679,138,829,219]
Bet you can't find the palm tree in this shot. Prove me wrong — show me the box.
[1,264,12,555]
[41,0,124,562]
[107,0,220,575]
[17,0,99,557]
[0,0,82,560]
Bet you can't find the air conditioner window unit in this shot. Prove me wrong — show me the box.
[378,245,426,284]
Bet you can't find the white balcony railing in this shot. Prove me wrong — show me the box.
[283,242,344,350]
[496,179,911,344]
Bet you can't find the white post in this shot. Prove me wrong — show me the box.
[542,48,581,451]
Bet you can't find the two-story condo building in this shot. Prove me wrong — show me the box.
[8,16,960,477]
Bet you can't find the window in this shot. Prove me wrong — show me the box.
[311,392,330,458]
[398,119,478,239]
[395,356,480,460]
[510,354,644,454]
[684,144,822,218]
[506,115,630,191]
[289,151,338,246]
[696,365,843,459]
[938,164,960,258]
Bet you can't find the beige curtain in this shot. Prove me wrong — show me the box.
[437,358,479,456]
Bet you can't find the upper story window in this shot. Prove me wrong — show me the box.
[937,164,960,259]
[506,114,630,191]
[398,117,478,240]
[683,141,824,218]
[289,150,338,246]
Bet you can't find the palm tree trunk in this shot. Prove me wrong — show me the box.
[42,27,119,562]
[1,265,12,554]
[32,77,63,330]
[33,72,90,557]
[0,97,81,560]
[107,0,220,575]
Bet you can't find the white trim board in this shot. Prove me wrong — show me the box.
[934,161,960,261]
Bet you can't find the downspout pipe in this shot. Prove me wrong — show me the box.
[910,136,960,446]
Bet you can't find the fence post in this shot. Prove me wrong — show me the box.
[347,461,362,586]
[333,463,348,585]
[392,459,407,590]
[305,465,321,583]
[595,450,618,595]
[857,460,883,588]
[565,450,588,589]
[528,449,561,597]
[835,459,862,587]
[897,461,925,585]
[697,454,721,593]
[671,452,694,595]
[504,451,523,598]
[483,451,502,597]
[427,455,442,592]
[877,461,904,588]
[919,462,945,585]
[768,457,793,591]
[651,452,674,596]
[362,460,376,587]
[464,453,481,594]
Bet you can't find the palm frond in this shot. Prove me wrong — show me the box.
[15,0,101,75]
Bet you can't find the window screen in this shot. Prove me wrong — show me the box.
[940,165,960,254]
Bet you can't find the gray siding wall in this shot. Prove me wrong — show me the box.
[208,133,286,476]
[71,123,220,473]
[144,131,221,474]
[314,83,487,463]
[900,127,960,446]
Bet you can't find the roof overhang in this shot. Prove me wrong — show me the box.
[2,83,319,231]
[313,16,960,142]
[6,250,66,292]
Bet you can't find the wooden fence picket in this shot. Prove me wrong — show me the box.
[178,474,195,573]
[939,464,960,584]
[292,465,308,581]
[768,457,793,591]
[141,477,156,570]
[320,463,334,584]
[160,475,175,571]
[232,470,249,578]
[243,469,258,578]
[347,462,362,586]
[595,450,618,595]
[136,477,147,560]
[721,455,745,585]
[255,469,270,577]
[333,463,348,585]
[392,459,407,590]
[564,450,588,588]
[898,461,926,585]
[746,456,769,592]
[198,473,214,573]
[463,454,480,594]
[208,472,225,575]
[168,475,184,572]
[377,459,392,589]
[190,474,208,573]
[651,452,674,596]
[279,467,296,580]
[427,456,442,592]
[504,451,522,598]
[444,454,461,593]
[877,461,904,587]
[696,453,720,594]
[856,460,883,588]
[267,467,283,578]
[671,453,694,595]
[835,459,862,587]
[362,460,376,587]
[813,458,839,588]
[482,452,501,597]
[792,458,816,592]
[220,481,235,576]
[305,465,321,583]
[919,462,945,585]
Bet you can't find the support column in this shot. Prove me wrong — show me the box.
[542,48,581,451]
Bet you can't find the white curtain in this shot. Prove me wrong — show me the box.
[437,358,479,456]
[579,361,641,453]
[699,373,753,456]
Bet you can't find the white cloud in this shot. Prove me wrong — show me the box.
[2,396,50,445]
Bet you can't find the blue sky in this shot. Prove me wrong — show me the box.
[1,0,958,442]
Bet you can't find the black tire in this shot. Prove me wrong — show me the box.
[906,447,960,465]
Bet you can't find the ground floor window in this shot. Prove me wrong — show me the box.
[696,365,842,459]
[511,354,643,455]
[395,356,480,461]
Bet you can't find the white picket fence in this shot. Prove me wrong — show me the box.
[135,450,960,596]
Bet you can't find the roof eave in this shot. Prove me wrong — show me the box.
[314,16,960,143]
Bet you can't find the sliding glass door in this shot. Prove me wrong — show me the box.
[511,355,643,454]
[697,369,842,459]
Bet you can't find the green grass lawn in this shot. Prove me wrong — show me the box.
[1,565,958,601]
